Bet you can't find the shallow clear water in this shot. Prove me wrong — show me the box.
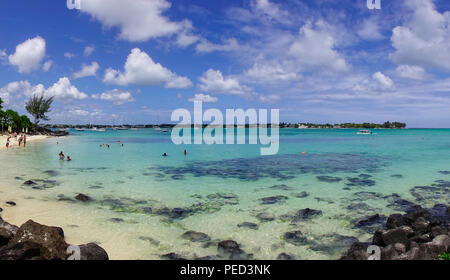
[1,128,449,259]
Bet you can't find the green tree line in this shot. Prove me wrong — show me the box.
[0,97,33,133]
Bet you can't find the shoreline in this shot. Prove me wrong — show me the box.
[0,134,57,151]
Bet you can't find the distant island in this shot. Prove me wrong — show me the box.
[281,121,406,129]
[43,121,406,130]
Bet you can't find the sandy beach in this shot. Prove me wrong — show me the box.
[0,134,53,151]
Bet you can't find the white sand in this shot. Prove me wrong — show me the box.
[0,134,52,151]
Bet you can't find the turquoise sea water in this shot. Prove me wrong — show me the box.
[1,128,449,259]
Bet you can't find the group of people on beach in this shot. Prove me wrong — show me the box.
[4,132,27,148]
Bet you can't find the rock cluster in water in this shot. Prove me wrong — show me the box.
[341,204,450,260]
[0,217,108,260]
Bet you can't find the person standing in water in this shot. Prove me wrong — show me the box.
[59,151,65,160]
[184,149,187,156]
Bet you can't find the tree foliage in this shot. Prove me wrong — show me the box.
[25,95,54,125]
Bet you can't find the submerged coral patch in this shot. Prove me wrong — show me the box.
[154,153,385,181]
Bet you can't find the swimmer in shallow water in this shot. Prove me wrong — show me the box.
[184,149,187,156]
[59,151,65,160]
[67,156,72,161]
[162,153,167,157]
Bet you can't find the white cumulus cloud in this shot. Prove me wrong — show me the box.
[372,72,394,89]
[390,0,450,71]
[42,60,53,72]
[46,77,89,100]
[0,77,88,106]
[92,89,135,105]
[288,21,349,72]
[188,93,218,103]
[73,62,100,79]
[198,69,251,96]
[80,0,186,42]
[84,46,95,56]
[8,36,46,73]
[396,65,428,80]
[196,38,240,53]
[103,48,192,88]
[64,52,76,59]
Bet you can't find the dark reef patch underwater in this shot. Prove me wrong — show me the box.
[153,153,388,181]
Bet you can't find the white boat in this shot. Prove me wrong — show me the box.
[154,126,162,131]
[117,127,129,130]
[357,130,373,135]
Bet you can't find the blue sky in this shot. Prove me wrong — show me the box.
[0,0,449,127]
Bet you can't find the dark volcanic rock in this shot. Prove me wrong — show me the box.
[316,176,342,183]
[283,231,307,246]
[237,222,258,230]
[154,207,192,219]
[23,180,37,186]
[342,203,450,260]
[386,213,407,229]
[6,220,69,260]
[182,231,211,242]
[340,242,371,260]
[75,193,91,202]
[256,212,275,222]
[291,191,309,198]
[162,252,186,260]
[0,218,19,246]
[6,201,16,206]
[294,208,323,221]
[109,218,124,223]
[0,218,108,260]
[270,184,292,191]
[380,226,414,247]
[218,240,245,259]
[352,214,386,232]
[78,243,109,260]
[346,177,376,187]
[310,234,359,254]
[259,195,288,205]
[277,253,295,260]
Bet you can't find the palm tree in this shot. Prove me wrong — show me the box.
[25,95,54,125]
[0,97,3,110]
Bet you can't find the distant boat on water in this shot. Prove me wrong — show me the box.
[117,127,129,130]
[91,127,106,132]
[357,130,374,135]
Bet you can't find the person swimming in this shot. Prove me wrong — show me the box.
[162,153,167,157]
[67,156,72,161]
